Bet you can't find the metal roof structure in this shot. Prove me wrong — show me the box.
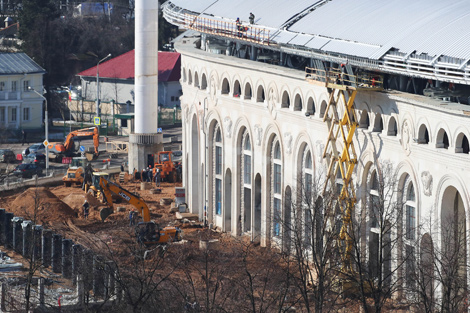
[0,53,45,75]
[164,0,470,84]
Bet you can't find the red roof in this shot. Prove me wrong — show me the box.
[77,50,181,82]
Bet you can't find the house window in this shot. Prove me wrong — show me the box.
[274,198,281,236]
[171,96,175,101]
[11,107,16,122]
[0,82,5,91]
[11,81,16,92]
[23,107,30,121]
[121,119,128,127]
[212,124,223,219]
[0,107,4,122]
[23,80,30,92]
[215,179,222,215]
[271,138,282,238]
[243,135,251,184]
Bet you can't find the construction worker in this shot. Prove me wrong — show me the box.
[148,165,153,182]
[82,200,89,220]
[155,168,161,188]
[129,210,136,226]
[249,12,255,24]
[141,168,147,182]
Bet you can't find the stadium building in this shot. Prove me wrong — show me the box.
[162,0,470,298]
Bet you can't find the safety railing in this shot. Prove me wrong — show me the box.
[305,67,383,90]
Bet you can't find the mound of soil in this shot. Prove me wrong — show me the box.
[9,187,77,225]
[62,192,102,210]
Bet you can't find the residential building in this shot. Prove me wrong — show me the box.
[0,53,46,130]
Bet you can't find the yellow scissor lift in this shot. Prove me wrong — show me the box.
[305,65,383,293]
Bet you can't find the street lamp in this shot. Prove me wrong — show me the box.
[96,53,112,120]
[29,87,49,175]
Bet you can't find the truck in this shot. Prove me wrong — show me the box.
[97,176,182,245]
[49,127,100,163]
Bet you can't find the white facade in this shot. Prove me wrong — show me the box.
[177,38,470,251]
[0,73,45,130]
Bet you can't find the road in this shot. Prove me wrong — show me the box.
[0,127,182,184]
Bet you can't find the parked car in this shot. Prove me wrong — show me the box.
[22,153,46,167]
[22,143,46,157]
[172,150,182,162]
[11,163,43,178]
[0,149,16,163]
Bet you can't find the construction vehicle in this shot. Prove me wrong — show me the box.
[62,157,94,187]
[97,176,182,245]
[48,126,100,163]
[305,65,383,294]
[86,172,111,201]
[154,151,180,183]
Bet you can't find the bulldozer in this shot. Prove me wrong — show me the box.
[97,176,182,245]
[153,151,181,183]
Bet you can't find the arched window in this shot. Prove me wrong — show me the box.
[188,70,193,85]
[436,128,449,149]
[319,100,327,118]
[213,124,223,216]
[294,94,302,111]
[256,85,265,103]
[368,168,390,282]
[194,72,199,88]
[281,91,290,109]
[455,133,469,154]
[201,73,207,90]
[272,139,282,237]
[387,116,397,136]
[302,147,313,248]
[359,110,370,129]
[241,129,252,233]
[403,176,416,288]
[182,68,187,82]
[221,78,230,95]
[418,124,429,144]
[306,97,315,116]
[233,80,241,97]
[244,83,252,100]
[373,113,383,133]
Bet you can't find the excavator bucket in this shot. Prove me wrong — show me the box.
[100,207,114,222]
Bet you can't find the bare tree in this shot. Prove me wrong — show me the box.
[347,161,407,313]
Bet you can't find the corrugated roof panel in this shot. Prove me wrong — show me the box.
[0,53,45,75]
[286,33,314,46]
[270,30,299,45]
[321,40,380,59]
[304,37,330,50]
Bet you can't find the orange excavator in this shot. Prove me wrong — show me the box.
[49,127,100,162]
[98,176,182,245]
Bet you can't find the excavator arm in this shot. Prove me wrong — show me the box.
[98,176,151,222]
[56,127,100,155]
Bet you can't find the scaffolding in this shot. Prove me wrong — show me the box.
[305,66,383,278]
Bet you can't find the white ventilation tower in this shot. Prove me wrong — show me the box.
[128,0,162,174]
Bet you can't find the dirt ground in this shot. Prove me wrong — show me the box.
[0,173,201,255]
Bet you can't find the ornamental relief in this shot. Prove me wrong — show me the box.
[421,171,433,197]
[223,116,233,138]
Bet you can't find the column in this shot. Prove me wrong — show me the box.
[33,225,43,263]
[51,233,62,273]
[71,244,82,286]
[41,230,52,267]
[12,217,23,253]
[93,255,105,298]
[62,239,73,279]
[22,220,32,257]
[3,212,13,249]
[0,209,5,245]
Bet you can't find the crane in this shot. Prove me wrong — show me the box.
[97,176,182,245]
[305,64,383,289]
